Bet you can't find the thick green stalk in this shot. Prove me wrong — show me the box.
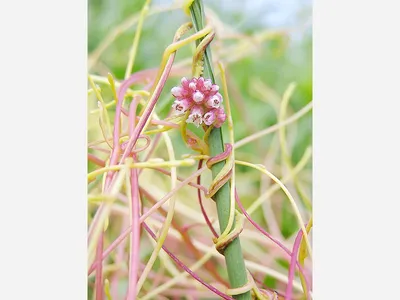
[189,1,251,299]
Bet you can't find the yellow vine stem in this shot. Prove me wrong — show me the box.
[147,218,304,292]
[226,271,271,300]
[298,216,313,295]
[234,101,313,149]
[88,74,150,113]
[101,158,110,193]
[88,75,104,104]
[215,62,236,241]
[89,135,148,149]
[246,147,311,215]
[88,3,180,69]
[87,158,194,182]
[145,231,182,279]
[180,110,191,144]
[104,278,112,300]
[89,92,149,114]
[186,147,312,234]
[88,74,117,156]
[192,30,216,77]
[183,0,195,16]
[213,210,245,254]
[139,247,214,300]
[88,75,150,134]
[135,130,177,296]
[278,83,312,210]
[203,124,214,145]
[137,23,213,138]
[90,74,151,98]
[173,22,305,74]
[87,88,95,96]
[107,73,118,100]
[152,24,212,93]
[144,125,175,135]
[88,160,128,265]
[124,0,151,79]
[97,102,113,150]
[88,75,112,142]
[234,160,313,260]
[206,151,234,198]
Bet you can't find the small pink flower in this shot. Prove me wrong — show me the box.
[196,77,205,87]
[191,105,204,115]
[211,84,219,93]
[186,105,204,127]
[181,77,189,87]
[171,86,183,97]
[203,110,216,126]
[170,77,226,128]
[203,107,226,127]
[206,93,223,108]
[193,91,204,103]
[172,99,190,115]
[189,81,197,91]
[204,79,212,90]
[214,108,227,128]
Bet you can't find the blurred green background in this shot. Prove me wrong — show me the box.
[88,0,312,244]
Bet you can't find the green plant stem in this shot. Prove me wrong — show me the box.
[189,1,251,299]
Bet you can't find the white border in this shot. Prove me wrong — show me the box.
[314,0,400,298]
[2,0,400,299]
[0,0,87,299]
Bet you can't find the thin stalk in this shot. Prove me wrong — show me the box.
[188,1,250,299]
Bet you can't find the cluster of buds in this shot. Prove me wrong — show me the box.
[171,77,226,128]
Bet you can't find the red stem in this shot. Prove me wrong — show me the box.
[235,190,310,299]
[197,159,218,237]
[142,222,234,300]
[88,153,106,167]
[95,233,104,300]
[126,99,141,299]
[285,229,304,300]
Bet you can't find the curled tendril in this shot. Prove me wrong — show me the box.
[212,210,244,254]
[121,135,151,155]
[225,270,274,300]
[206,143,233,198]
[204,142,281,299]
[192,30,215,77]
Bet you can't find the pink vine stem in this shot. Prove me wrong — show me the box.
[142,222,234,300]
[285,228,304,300]
[88,69,152,241]
[197,159,218,237]
[110,216,129,299]
[235,190,310,299]
[88,167,208,275]
[88,33,180,298]
[88,51,175,242]
[95,233,104,300]
[126,99,141,299]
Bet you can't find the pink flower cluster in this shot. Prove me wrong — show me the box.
[171,77,226,128]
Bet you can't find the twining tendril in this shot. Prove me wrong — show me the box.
[197,159,219,237]
[142,222,234,300]
[120,135,151,155]
[206,143,233,198]
[212,210,244,254]
[225,270,275,300]
[203,143,272,299]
